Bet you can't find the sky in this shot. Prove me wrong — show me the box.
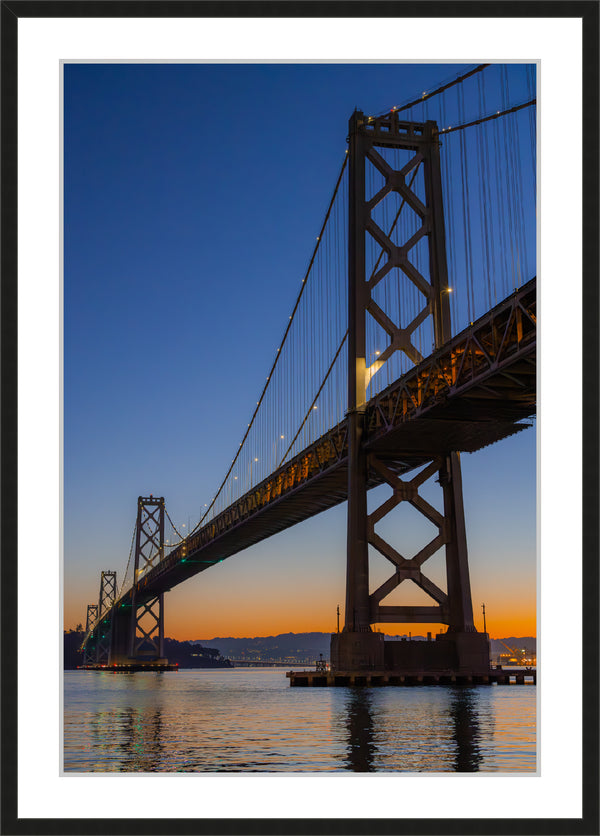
[64,63,536,641]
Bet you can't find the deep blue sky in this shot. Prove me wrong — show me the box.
[64,64,535,638]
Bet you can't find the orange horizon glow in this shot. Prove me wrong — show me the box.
[64,611,536,642]
[65,521,536,643]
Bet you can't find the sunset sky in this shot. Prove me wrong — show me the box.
[63,62,536,641]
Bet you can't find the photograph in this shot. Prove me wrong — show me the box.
[63,61,537,774]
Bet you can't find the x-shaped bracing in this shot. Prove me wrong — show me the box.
[134,596,161,654]
[138,506,162,573]
[364,147,435,376]
[367,455,450,625]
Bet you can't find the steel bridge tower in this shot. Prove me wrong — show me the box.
[331,110,489,673]
[129,495,165,661]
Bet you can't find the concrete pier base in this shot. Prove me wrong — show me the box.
[330,631,491,678]
[445,631,491,676]
[330,631,384,670]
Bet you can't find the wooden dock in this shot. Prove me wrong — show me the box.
[287,668,536,687]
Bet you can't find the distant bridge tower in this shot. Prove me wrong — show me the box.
[82,603,98,666]
[332,110,489,673]
[96,571,117,664]
[128,496,166,661]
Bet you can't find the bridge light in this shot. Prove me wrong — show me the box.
[280,435,284,439]
[313,405,318,410]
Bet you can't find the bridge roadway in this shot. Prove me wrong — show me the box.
[106,279,536,619]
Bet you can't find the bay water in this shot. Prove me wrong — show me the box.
[64,667,536,773]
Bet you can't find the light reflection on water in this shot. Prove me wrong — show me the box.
[64,668,536,773]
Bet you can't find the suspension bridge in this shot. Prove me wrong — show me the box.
[79,64,536,677]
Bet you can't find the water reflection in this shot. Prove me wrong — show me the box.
[344,688,377,772]
[121,707,163,771]
[340,684,492,772]
[65,669,534,773]
[88,674,166,771]
[449,687,484,772]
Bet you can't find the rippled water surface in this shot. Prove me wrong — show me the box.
[64,668,536,773]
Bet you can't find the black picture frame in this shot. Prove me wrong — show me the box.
[1,3,598,835]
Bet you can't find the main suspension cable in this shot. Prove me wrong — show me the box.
[191,153,349,535]
[436,98,536,135]
[379,64,491,117]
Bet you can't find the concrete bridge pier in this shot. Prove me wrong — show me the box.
[108,606,133,665]
[330,630,490,677]
[330,631,384,670]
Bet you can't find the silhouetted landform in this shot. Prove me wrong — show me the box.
[63,631,232,669]
[64,630,86,669]
[198,632,536,664]
[196,632,331,663]
[64,629,536,668]
[163,638,232,668]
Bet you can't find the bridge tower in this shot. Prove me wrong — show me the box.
[95,570,117,664]
[127,496,166,662]
[332,110,489,674]
[81,603,98,666]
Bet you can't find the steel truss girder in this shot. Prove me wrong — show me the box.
[143,424,350,589]
[366,280,536,437]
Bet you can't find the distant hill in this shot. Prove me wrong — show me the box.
[198,632,536,663]
[65,630,536,668]
[63,632,232,669]
[196,632,330,662]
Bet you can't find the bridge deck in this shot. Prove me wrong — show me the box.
[108,280,536,612]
